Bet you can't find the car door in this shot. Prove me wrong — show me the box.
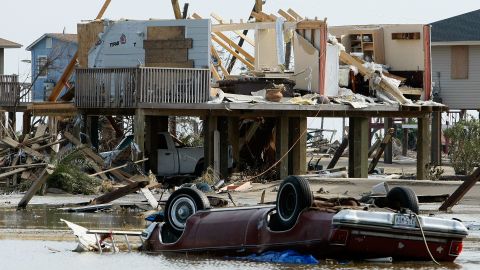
[157,133,178,175]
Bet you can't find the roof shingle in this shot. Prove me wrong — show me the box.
[0,38,22,48]
[431,9,480,42]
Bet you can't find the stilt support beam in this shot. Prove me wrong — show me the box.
[417,116,431,180]
[348,117,369,178]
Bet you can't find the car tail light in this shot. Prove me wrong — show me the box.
[330,229,349,246]
[449,241,463,256]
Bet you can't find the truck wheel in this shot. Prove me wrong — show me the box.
[165,187,210,233]
[386,186,419,214]
[276,176,313,230]
[194,159,204,177]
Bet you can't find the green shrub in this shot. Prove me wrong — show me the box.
[47,149,101,194]
[444,118,480,175]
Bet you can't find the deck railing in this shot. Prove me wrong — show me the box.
[75,67,210,108]
[0,75,21,106]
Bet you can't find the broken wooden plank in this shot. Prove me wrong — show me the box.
[143,39,193,49]
[439,167,480,211]
[210,13,255,46]
[33,139,66,151]
[1,137,46,160]
[327,137,348,169]
[0,168,27,179]
[368,138,381,158]
[368,128,394,174]
[63,132,108,180]
[22,124,47,180]
[211,35,254,70]
[219,181,252,192]
[90,179,149,205]
[89,158,148,177]
[0,163,47,170]
[140,187,159,209]
[17,166,54,209]
[339,51,409,104]
[278,9,296,22]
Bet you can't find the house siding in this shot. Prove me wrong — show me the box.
[88,19,210,68]
[30,38,77,101]
[431,45,480,110]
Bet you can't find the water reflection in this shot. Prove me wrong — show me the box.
[0,240,476,270]
[0,205,146,230]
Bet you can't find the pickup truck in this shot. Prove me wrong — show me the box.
[101,132,232,177]
[157,132,233,177]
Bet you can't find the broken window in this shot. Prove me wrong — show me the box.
[37,56,48,77]
[451,46,469,79]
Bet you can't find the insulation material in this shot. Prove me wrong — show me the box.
[88,19,211,68]
[275,17,286,65]
[338,67,350,87]
[325,44,340,96]
[293,32,319,92]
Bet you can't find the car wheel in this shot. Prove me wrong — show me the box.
[276,176,313,230]
[386,186,419,214]
[165,187,210,233]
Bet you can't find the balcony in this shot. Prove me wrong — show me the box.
[0,75,30,107]
[75,67,210,109]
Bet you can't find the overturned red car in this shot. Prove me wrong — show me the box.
[141,176,468,262]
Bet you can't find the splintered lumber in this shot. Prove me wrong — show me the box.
[64,132,109,180]
[211,35,254,70]
[193,13,255,65]
[368,128,394,174]
[1,137,45,159]
[140,187,159,209]
[210,46,229,77]
[171,0,182,19]
[22,124,47,180]
[255,0,263,12]
[287,8,303,21]
[251,11,274,22]
[239,121,260,149]
[90,179,149,205]
[89,158,148,177]
[327,137,349,169]
[368,138,382,158]
[0,168,28,179]
[33,139,66,151]
[278,9,296,22]
[210,13,255,46]
[47,0,111,102]
[439,167,480,211]
[339,51,409,104]
[17,166,54,209]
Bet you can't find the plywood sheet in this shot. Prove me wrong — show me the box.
[77,21,105,68]
[143,39,192,49]
[145,61,194,68]
[145,48,188,62]
[255,29,279,71]
[147,26,185,40]
[451,45,469,79]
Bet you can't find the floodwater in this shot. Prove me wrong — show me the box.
[0,205,479,270]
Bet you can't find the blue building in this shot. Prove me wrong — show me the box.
[26,33,77,101]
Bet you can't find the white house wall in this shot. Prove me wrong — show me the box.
[382,24,425,71]
[432,45,480,110]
